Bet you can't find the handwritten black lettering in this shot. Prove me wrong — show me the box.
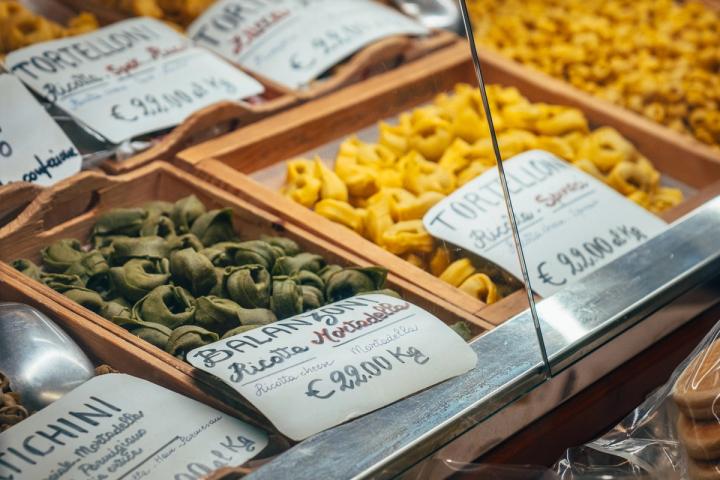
[536,224,649,286]
[310,302,410,345]
[228,345,310,383]
[305,346,430,400]
[18,147,79,184]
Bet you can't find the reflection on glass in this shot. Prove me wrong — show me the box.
[456,0,720,379]
[457,0,550,374]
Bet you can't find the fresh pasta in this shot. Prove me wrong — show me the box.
[0,1,98,55]
[93,0,215,29]
[12,195,434,361]
[468,0,720,149]
[281,83,684,304]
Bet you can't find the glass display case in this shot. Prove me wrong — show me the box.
[1,1,719,479]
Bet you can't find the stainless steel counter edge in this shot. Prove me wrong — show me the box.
[246,196,720,480]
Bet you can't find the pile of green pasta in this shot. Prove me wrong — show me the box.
[12,195,404,360]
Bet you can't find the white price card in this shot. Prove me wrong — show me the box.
[424,150,668,297]
[4,18,265,144]
[0,74,80,186]
[188,294,477,440]
[188,0,429,89]
[0,374,268,480]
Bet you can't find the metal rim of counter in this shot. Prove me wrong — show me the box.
[246,195,720,480]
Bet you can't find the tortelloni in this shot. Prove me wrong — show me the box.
[468,0,720,149]
[93,0,215,29]
[281,83,683,305]
[13,195,405,362]
[0,1,98,55]
[0,0,218,57]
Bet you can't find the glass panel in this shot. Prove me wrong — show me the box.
[458,0,720,376]
[250,3,550,381]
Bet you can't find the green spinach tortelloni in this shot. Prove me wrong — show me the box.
[12,195,424,363]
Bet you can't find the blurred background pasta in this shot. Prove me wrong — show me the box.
[468,0,720,149]
[281,83,684,304]
[0,0,97,54]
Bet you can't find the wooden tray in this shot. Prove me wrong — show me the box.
[0,263,262,424]
[39,0,457,174]
[174,40,720,327]
[0,182,42,230]
[0,161,488,426]
[102,95,296,175]
[0,267,294,475]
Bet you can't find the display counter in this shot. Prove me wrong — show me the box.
[227,196,720,479]
[1,1,719,479]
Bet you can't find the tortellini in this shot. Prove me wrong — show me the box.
[281,83,684,305]
[93,0,214,28]
[468,0,720,149]
[14,196,398,362]
[0,1,98,55]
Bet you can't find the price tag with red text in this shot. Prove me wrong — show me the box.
[188,0,428,89]
[423,150,668,297]
[188,294,477,440]
[0,374,267,480]
[4,18,264,144]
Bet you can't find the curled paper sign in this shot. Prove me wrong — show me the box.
[4,18,265,144]
[0,374,268,479]
[423,150,668,297]
[0,74,80,186]
[189,0,429,89]
[188,294,477,440]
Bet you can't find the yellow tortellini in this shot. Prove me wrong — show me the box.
[314,199,365,235]
[401,151,456,196]
[468,0,720,149]
[313,158,348,202]
[335,138,400,196]
[459,273,499,305]
[0,2,98,55]
[406,108,454,161]
[364,195,394,246]
[393,191,445,222]
[282,83,684,304]
[281,159,322,208]
[429,247,452,277]
[382,220,435,256]
[95,0,214,28]
[439,259,475,287]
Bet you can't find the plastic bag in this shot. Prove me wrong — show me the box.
[430,318,720,479]
[552,318,720,479]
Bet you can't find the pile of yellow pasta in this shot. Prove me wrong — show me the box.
[96,0,215,28]
[468,0,720,149]
[0,0,216,54]
[0,1,98,55]
[282,84,683,304]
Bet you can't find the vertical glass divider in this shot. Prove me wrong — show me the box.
[457,0,551,377]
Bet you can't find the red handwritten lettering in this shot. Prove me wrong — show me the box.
[535,181,589,207]
[106,58,139,75]
[310,303,411,345]
[146,44,188,60]
[232,9,290,55]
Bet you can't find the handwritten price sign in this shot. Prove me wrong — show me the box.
[110,76,240,123]
[536,225,649,287]
[424,150,668,297]
[304,345,430,401]
[189,0,428,89]
[0,74,81,186]
[4,18,264,144]
[0,374,267,480]
[188,294,476,440]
